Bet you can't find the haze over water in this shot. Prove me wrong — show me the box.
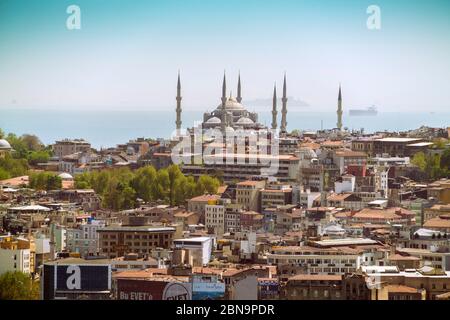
[1,108,448,149]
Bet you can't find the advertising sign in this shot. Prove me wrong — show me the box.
[42,264,111,299]
[55,264,111,291]
[192,282,225,300]
[117,279,192,300]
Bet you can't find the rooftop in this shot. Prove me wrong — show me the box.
[98,225,176,232]
[288,274,342,281]
[375,137,422,143]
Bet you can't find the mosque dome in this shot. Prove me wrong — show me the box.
[0,139,11,150]
[206,117,221,124]
[58,172,73,180]
[236,117,254,125]
[216,97,245,111]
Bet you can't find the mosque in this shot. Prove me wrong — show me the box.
[175,72,289,134]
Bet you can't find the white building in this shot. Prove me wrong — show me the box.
[66,220,105,257]
[334,175,356,194]
[267,238,388,276]
[293,186,320,208]
[173,237,213,266]
[0,247,31,274]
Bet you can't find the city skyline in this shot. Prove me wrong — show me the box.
[0,0,450,112]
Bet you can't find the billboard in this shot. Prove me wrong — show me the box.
[56,265,110,291]
[192,282,225,300]
[43,264,111,299]
[117,279,192,300]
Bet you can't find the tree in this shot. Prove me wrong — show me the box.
[427,154,443,180]
[432,138,448,149]
[29,172,62,191]
[91,170,111,195]
[27,150,50,166]
[131,166,157,202]
[0,271,40,300]
[74,172,92,189]
[6,133,28,159]
[0,128,4,139]
[156,169,170,202]
[21,134,43,151]
[102,177,123,211]
[0,154,29,179]
[411,152,427,171]
[441,148,450,174]
[196,175,220,195]
[46,173,62,190]
[122,185,137,209]
[167,165,183,206]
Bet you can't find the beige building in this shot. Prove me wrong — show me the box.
[424,204,450,222]
[0,236,34,275]
[97,225,176,259]
[236,180,266,212]
[53,138,91,159]
[427,179,450,204]
[187,194,220,216]
[205,199,229,236]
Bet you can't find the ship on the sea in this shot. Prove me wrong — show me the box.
[349,105,378,116]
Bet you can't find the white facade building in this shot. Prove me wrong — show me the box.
[0,248,31,274]
[66,220,105,257]
[173,237,213,266]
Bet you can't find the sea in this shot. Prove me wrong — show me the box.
[0,108,449,149]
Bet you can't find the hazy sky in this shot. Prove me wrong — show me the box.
[0,0,450,112]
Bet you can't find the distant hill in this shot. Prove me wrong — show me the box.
[243,96,309,108]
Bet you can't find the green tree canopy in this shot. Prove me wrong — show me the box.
[72,165,221,211]
[29,172,62,191]
[411,152,427,171]
[0,271,40,300]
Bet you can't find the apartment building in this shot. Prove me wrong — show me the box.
[205,199,230,236]
[182,153,299,184]
[283,274,344,300]
[268,238,387,280]
[0,236,33,274]
[97,225,176,258]
[261,186,292,211]
[53,139,91,159]
[224,204,244,233]
[268,246,360,280]
[236,180,266,212]
[333,149,368,175]
[66,220,105,257]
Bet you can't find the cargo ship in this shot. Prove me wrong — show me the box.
[349,105,378,116]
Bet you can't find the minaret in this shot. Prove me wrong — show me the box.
[175,71,182,135]
[221,71,227,109]
[236,72,242,103]
[337,84,343,131]
[271,83,277,130]
[221,72,227,131]
[280,73,288,133]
